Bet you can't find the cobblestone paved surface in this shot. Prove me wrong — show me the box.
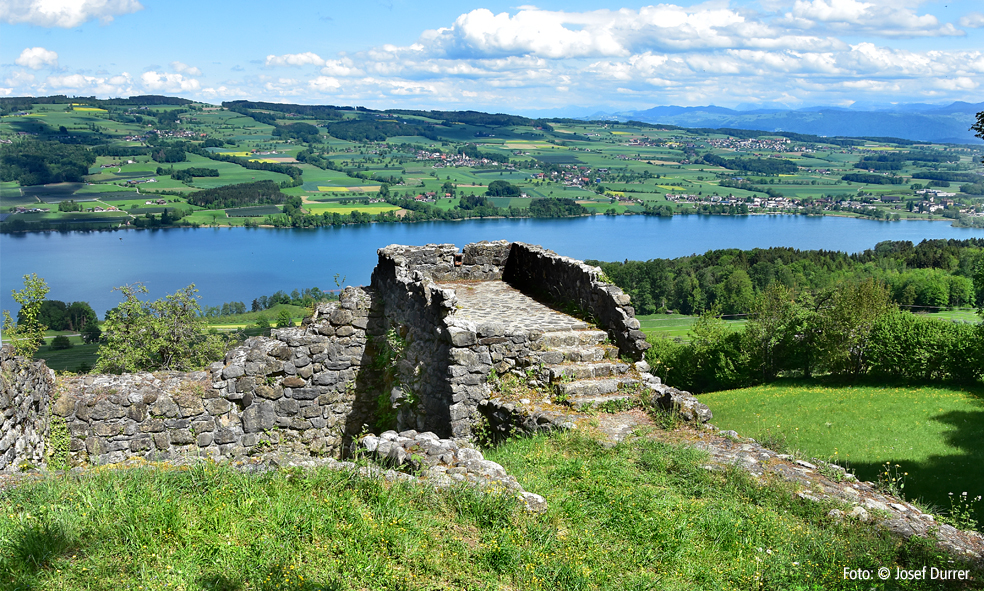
[439,281,589,333]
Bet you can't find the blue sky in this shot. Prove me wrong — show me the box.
[2,0,983,113]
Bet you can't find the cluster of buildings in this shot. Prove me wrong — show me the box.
[706,137,795,153]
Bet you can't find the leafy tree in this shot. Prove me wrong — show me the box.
[744,283,810,381]
[486,180,520,197]
[94,284,225,373]
[975,257,984,315]
[2,274,50,357]
[30,300,67,331]
[276,309,293,328]
[812,279,895,376]
[970,110,983,141]
[65,301,97,331]
[80,322,102,344]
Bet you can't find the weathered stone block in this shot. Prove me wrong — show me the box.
[282,377,306,388]
[170,429,194,445]
[152,432,170,449]
[51,395,75,417]
[222,365,244,379]
[213,429,237,445]
[92,422,123,437]
[127,403,146,422]
[204,399,231,416]
[196,432,213,447]
[255,385,284,400]
[275,399,299,416]
[149,396,179,418]
[242,401,276,433]
[130,436,152,452]
[90,400,126,421]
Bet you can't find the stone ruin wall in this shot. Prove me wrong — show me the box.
[1,240,654,469]
[371,240,650,439]
[1,287,378,468]
[0,349,55,470]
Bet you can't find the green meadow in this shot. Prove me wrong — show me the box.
[700,381,984,523]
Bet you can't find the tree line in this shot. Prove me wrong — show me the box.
[592,239,984,316]
[0,140,95,185]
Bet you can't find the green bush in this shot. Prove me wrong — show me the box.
[95,284,226,373]
[869,311,984,383]
[49,335,72,350]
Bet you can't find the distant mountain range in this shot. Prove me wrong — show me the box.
[575,102,984,144]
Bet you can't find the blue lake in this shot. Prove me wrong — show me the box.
[3,215,983,315]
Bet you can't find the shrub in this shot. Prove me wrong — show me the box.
[49,335,72,350]
[94,284,225,373]
[1,274,49,357]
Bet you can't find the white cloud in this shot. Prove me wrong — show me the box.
[15,46,58,69]
[6,71,36,86]
[308,76,340,92]
[266,52,325,67]
[171,61,202,76]
[787,0,963,37]
[44,71,133,96]
[140,71,200,92]
[959,12,984,28]
[1,0,144,28]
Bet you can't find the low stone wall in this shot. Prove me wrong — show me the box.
[0,345,55,470]
[49,287,377,467]
[502,243,650,360]
[373,241,511,283]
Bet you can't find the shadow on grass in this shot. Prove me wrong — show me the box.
[849,406,984,529]
[0,521,74,591]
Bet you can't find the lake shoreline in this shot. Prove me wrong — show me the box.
[0,208,967,237]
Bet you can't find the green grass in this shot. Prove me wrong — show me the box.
[700,381,984,524]
[637,313,748,341]
[35,343,100,373]
[1,431,976,590]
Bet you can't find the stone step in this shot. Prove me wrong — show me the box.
[548,361,631,381]
[566,393,637,409]
[534,344,616,365]
[537,329,608,349]
[554,376,637,399]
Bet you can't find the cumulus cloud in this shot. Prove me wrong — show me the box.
[141,71,200,92]
[44,72,132,96]
[308,76,340,92]
[15,46,58,69]
[170,61,202,76]
[787,0,963,37]
[1,0,144,28]
[266,52,326,67]
[959,12,984,28]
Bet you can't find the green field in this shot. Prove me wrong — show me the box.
[637,313,748,341]
[700,381,984,523]
[2,100,981,232]
[302,202,399,215]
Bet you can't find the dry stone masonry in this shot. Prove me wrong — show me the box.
[0,347,55,471]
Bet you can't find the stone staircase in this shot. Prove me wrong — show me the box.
[531,328,654,411]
